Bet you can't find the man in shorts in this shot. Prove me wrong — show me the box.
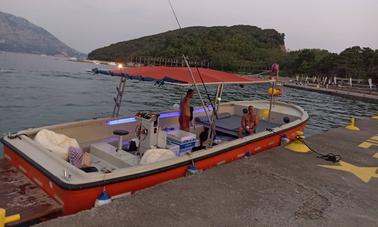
[179,89,194,131]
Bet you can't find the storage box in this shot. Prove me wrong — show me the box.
[167,130,196,143]
[166,143,180,155]
[167,130,197,156]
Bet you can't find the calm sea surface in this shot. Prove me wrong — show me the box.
[1,52,377,156]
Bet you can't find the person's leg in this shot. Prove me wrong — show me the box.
[182,116,190,132]
[179,115,184,130]
[238,127,244,138]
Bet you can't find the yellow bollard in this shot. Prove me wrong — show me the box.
[372,112,378,120]
[285,131,310,153]
[345,117,360,131]
[0,208,21,227]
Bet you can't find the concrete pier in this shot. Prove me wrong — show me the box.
[0,160,63,226]
[38,117,378,226]
[284,83,378,104]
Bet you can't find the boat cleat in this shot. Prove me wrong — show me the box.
[280,134,290,145]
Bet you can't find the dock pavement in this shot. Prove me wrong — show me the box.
[38,117,378,227]
[0,160,63,226]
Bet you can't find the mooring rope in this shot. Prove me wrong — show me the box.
[298,138,342,163]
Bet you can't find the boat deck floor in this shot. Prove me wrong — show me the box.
[195,114,281,137]
[0,159,63,226]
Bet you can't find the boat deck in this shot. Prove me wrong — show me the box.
[38,117,378,226]
[0,159,63,226]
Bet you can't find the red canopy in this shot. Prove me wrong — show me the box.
[111,66,272,86]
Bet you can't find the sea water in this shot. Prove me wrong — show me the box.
[1,52,377,157]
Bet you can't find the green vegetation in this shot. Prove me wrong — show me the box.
[281,47,378,82]
[88,25,285,71]
[88,25,378,82]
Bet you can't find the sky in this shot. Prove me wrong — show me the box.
[1,0,378,54]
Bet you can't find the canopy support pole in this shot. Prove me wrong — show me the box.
[268,67,280,122]
[208,83,224,147]
[112,75,127,117]
[182,55,212,123]
[268,81,275,122]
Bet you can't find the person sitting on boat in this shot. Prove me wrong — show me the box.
[179,89,194,131]
[238,105,259,137]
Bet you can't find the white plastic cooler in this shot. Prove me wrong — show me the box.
[166,130,197,156]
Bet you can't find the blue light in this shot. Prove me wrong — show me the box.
[107,117,136,125]
[160,111,180,118]
[193,106,213,113]
[106,106,214,126]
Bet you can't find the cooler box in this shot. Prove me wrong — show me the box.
[167,130,196,156]
[166,143,180,155]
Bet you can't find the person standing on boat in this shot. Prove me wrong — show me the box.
[238,105,259,137]
[179,89,194,131]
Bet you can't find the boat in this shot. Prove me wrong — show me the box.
[1,66,308,215]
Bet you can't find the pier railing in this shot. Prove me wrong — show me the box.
[290,74,377,95]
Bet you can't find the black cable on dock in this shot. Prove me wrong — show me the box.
[299,138,342,163]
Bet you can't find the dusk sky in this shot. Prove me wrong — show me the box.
[1,0,377,53]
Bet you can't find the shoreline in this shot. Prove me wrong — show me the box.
[284,83,378,104]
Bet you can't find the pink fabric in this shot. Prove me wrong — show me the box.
[271,63,279,73]
[68,147,91,168]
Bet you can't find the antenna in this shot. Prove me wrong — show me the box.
[168,0,182,29]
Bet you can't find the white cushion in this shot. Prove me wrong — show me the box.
[34,129,79,160]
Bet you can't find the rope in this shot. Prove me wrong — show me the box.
[195,67,216,116]
[298,138,341,163]
[8,133,27,140]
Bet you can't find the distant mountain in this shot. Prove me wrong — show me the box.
[0,11,83,57]
[88,25,286,71]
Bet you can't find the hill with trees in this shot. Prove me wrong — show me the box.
[88,25,286,71]
[88,25,377,82]
[280,47,378,82]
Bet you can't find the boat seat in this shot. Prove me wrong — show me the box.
[113,129,129,151]
[113,129,129,136]
[195,113,281,137]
